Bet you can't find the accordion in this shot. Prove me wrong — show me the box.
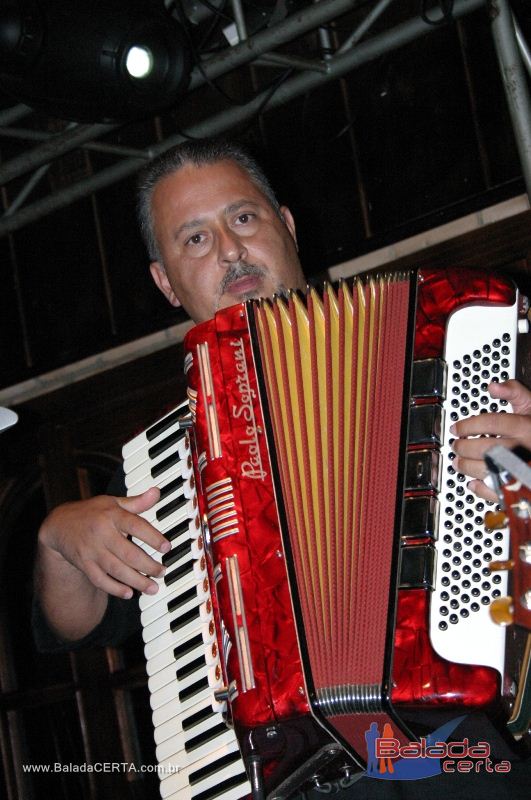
[123,267,529,800]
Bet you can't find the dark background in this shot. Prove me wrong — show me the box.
[1,2,531,798]
[0,0,530,389]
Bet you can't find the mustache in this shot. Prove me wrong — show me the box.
[219,261,267,294]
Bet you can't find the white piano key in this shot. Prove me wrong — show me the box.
[154,711,187,748]
[126,459,193,494]
[150,675,193,712]
[123,422,186,470]
[154,695,227,757]
[154,698,216,748]
[141,483,186,521]
[160,544,195,577]
[155,697,216,754]
[144,602,213,658]
[143,608,184,645]
[126,462,188,495]
[143,626,184,660]
[156,734,185,764]
[142,586,209,646]
[161,512,201,540]
[143,551,195,596]
[150,660,211,709]
[124,438,190,488]
[152,678,218,726]
[146,644,181,679]
[142,596,199,644]
[127,400,188,446]
[148,634,218,695]
[159,739,248,799]
[140,494,195,526]
[158,711,227,761]
[141,577,207,628]
[145,620,215,678]
[123,401,188,457]
[124,437,188,482]
[122,409,176,459]
[157,601,211,650]
[144,522,197,561]
[148,660,181,695]
[158,725,238,774]
[139,565,202,613]
[141,589,185,629]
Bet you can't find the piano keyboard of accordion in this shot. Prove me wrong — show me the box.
[180,266,526,792]
[122,402,251,800]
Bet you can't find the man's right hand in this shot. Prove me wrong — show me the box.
[35,488,170,641]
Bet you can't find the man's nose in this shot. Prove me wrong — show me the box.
[217,226,247,264]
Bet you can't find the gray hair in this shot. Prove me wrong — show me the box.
[137,138,283,262]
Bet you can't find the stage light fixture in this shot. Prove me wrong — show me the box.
[125,46,154,80]
[0,0,192,123]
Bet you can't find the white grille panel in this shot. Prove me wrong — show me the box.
[430,299,518,676]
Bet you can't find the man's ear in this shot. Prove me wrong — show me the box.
[150,261,182,308]
[280,206,298,249]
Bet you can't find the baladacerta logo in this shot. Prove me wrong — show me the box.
[365,717,511,780]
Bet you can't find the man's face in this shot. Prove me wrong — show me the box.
[149,160,305,323]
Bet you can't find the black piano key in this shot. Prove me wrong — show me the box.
[149,429,185,461]
[164,557,194,587]
[179,675,209,703]
[174,633,203,661]
[177,654,206,681]
[182,703,216,732]
[168,585,197,613]
[171,604,200,633]
[193,774,249,800]
[163,539,192,568]
[159,474,185,502]
[190,750,248,789]
[152,449,186,479]
[157,494,187,522]
[147,410,185,441]
[185,722,228,754]
[192,773,249,800]
[164,519,191,542]
[190,748,244,784]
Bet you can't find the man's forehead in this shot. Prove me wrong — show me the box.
[152,161,270,224]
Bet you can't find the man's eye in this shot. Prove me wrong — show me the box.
[237,213,253,224]
[187,233,204,245]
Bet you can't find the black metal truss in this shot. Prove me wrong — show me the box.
[0,0,528,239]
